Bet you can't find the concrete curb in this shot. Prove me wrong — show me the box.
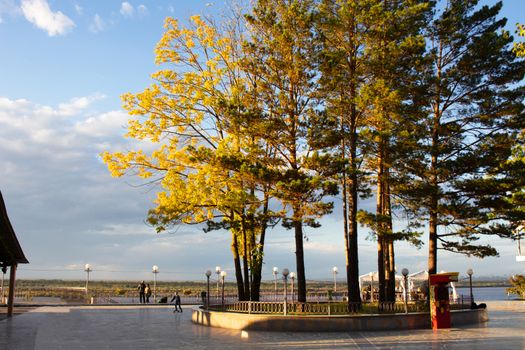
[191,307,488,332]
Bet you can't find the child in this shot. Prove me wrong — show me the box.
[145,283,152,303]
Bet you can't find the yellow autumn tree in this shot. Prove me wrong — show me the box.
[515,24,525,57]
[102,14,277,301]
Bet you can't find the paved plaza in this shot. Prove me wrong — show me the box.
[0,301,524,349]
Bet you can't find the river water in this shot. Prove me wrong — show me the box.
[455,286,517,301]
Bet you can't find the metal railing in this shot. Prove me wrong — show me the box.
[208,300,435,315]
[207,298,474,316]
[9,288,476,312]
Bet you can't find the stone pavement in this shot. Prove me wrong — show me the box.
[0,301,524,349]
[0,306,35,321]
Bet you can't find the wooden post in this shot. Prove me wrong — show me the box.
[7,264,16,317]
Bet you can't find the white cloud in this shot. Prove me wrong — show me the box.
[120,2,134,17]
[0,160,17,177]
[20,0,75,36]
[0,94,106,155]
[128,237,183,255]
[120,3,147,19]
[88,223,156,236]
[59,94,104,114]
[75,110,128,137]
[0,94,151,172]
[0,0,20,22]
[89,14,106,33]
[0,94,210,281]
[64,263,86,270]
[137,4,147,16]
[304,241,340,254]
[0,96,29,110]
[23,94,103,121]
[74,4,82,15]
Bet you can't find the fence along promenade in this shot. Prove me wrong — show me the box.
[207,299,471,316]
[8,288,474,313]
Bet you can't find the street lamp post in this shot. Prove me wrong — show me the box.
[401,268,409,314]
[467,268,474,308]
[282,268,289,316]
[84,264,92,296]
[332,266,338,292]
[272,267,278,300]
[290,272,296,303]
[205,270,211,309]
[152,265,159,303]
[215,266,221,301]
[220,270,227,307]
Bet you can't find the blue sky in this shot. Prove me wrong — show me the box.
[0,0,524,283]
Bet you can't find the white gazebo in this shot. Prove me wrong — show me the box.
[406,270,458,301]
[406,270,428,301]
[359,272,407,301]
[359,269,459,302]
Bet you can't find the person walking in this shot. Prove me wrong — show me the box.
[138,281,146,304]
[145,283,152,303]
[170,292,183,312]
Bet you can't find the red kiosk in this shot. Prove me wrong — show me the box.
[429,272,458,330]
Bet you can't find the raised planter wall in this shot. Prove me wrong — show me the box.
[192,307,488,332]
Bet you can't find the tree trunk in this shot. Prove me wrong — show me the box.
[347,175,360,304]
[383,239,391,302]
[250,247,263,301]
[342,124,361,307]
[241,219,250,301]
[293,205,307,303]
[383,238,396,302]
[250,251,262,301]
[346,47,361,306]
[428,209,438,275]
[231,231,245,301]
[385,176,396,302]
[342,147,351,300]
[377,142,386,303]
[428,122,439,275]
[250,190,269,301]
[428,40,443,276]
[377,238,385,303]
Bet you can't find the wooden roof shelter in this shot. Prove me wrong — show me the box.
[0,191,28,317]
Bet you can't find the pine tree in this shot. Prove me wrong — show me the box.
[407,0,525,274]
[316,0,429,305]
[364,0,430,303]
[481,22,525,255]
[316,0,371,308]
[244,0,337,303]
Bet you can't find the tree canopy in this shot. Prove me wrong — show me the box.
[103,0,525,304]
